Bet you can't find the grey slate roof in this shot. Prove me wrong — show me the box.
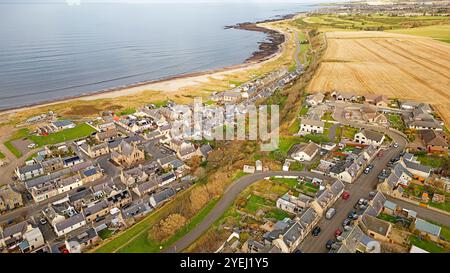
[55,214,85,232]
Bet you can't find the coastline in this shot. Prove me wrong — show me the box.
[0,13,302,117]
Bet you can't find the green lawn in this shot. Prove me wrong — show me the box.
[95,197,219,253]
[28,123,96,147]
[388,114,406,131]
[3,128,30,158]
[342,126,359,139]
[277,136,303,154]
[409,236,447,253]
[428,202,450,214]
[303,133,330,144]
[416,155,448,169]
[98,229,115,240]
[232,170,247,181]
[289,161,304,171]
[377,213,398,224]
[271,177,298,188]
[388,25,450,43]
[321,112,335,122]
[244,195,274,213]
[266,208,291,221]
[0,151,5,159]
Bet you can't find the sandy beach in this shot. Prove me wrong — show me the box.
[0,16,296,118]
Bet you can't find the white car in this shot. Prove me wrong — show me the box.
[27,143,37,149]
[393,143,399,148]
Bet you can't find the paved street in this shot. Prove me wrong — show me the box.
[163,171,330,253]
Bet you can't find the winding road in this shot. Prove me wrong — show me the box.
[163,171,329,253]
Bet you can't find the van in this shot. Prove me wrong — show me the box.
[326,208,336,220]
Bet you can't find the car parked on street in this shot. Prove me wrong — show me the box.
[342,191,350,200]
[312,226,321,236]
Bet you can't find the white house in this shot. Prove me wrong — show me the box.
[306,93,325,106]
[354,129,385,146]
[15,163,44,181]
[54,214,86,237]
[291,142,319,162]
[298,118,324,135]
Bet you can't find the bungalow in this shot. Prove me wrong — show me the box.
[51,120,76,131]
[149,188,176,208]
[420,130,448,153]
[291,142,319,162]
[54,214,86,237]
[365,94,389,108]
[414,218,441,241]
[306,92,325,106]
[80,142,110,158]
[243,165,255,174]
[354,129,385,146]
[16,163,44,181]
[298,118,324,135]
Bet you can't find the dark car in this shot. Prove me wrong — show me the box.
[343,218,352,227]
[312,226,321,236]
[326,240,335,250]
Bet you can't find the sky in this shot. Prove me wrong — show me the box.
[0,0,336,3]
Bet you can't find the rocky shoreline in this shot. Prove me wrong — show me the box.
[225,13,297,63]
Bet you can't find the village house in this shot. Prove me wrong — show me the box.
[51,120,76,131]
[56,174,82,194]
[332,225,380,253]
[110,140,145,168]
[18,224,45,253]
[306,92,325,106]
[149,188,176,208]
[95,128,118,142]
[80,142,110,158]
[403,104,442,131]
[330,153,367,184]
[1,221,29,247]
[222,90,241,102]
[399,153,432,180]
[414,218,441,241]
[63,155,84,168]
[364,94,389,108]
[276,193,313,214]
[169,139,197,161]
[291,142,319,162]
[360,214,392,243]
[298,118,324,135]
[65,227,99,253]
[41,157,64,173]
[82,200,109,222]
[30,180,59,203]
[311,180,345,215]
[0,185,23,212]
[54,214,87,237]
[106,189,132,209]
[120,165,149,187]
[15,163,44,181]
[132,179,159,197]
[420,129,449,153]
[354,129,385,146]
[332,92,358,103]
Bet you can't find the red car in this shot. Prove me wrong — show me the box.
[342,191,350,200]
[335,229,342,237]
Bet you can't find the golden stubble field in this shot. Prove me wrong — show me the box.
[307,31,450,125]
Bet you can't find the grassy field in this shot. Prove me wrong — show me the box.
[299,15,450,32]
[3,128,30,158]
[388,25,450,43]
[94,194,218,253]
[416,154,448,169]
[28,123,96,147]
[244,194,275,213]
[388,114,406,131]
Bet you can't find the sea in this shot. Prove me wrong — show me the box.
[0,1,317,110]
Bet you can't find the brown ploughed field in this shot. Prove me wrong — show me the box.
[307,31,450,125]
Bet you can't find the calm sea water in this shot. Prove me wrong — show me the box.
[0,2,315,110]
